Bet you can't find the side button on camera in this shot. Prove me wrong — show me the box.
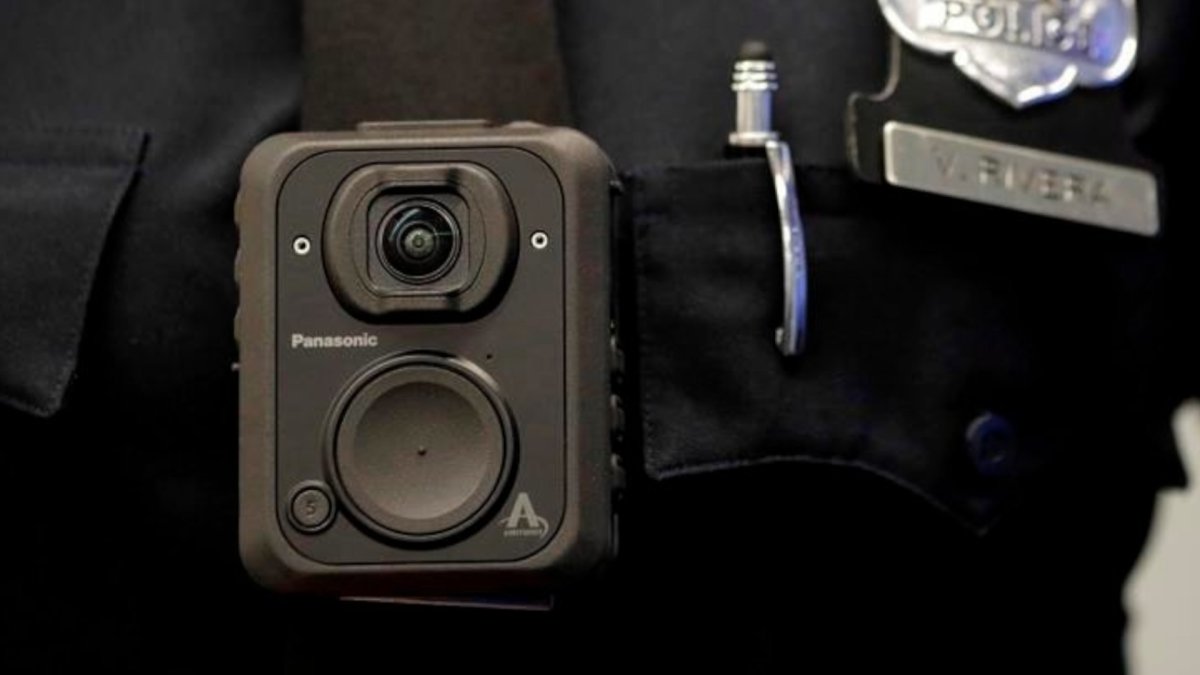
[609,394,626,443]
[288,481,335,533]
[609,331,625,385]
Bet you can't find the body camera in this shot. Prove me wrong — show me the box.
[235,121,620,599]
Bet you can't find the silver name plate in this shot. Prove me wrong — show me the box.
[883,122,1159,236]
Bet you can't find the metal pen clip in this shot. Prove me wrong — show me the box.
[728,41,808,357]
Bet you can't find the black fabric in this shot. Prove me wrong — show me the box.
[0,125,145,416]
[303,0,571,130]
[556,0,889,169]
[1135,3,1200,426]
[0,1,300,671]
[606,457,1158,673]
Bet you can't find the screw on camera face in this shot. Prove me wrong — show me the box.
[377,201,461,284]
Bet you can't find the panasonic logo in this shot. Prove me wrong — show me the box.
[290,333,379,349]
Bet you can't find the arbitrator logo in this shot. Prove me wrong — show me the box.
[290,332,379,349]
[498,492,549,538]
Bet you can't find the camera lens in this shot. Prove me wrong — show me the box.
[378,202,460,283]
[401,226,437,260]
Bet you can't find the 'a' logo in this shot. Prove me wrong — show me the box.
[498,492,549,538]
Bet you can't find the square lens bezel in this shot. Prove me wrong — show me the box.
[322,162,518,318]
[366,191,471,296]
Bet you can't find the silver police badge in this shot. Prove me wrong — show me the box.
[878,0,1139,108]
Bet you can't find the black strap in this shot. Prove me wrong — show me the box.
[302,0,571,130]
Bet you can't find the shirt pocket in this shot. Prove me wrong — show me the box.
[625,158,1182,533]
[0,125,146,417]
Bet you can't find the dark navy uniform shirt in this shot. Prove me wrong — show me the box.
[1,1,1196,672]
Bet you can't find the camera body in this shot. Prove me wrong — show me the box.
[235,121,620,598]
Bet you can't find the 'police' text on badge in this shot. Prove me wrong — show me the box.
[879,0,1138,108]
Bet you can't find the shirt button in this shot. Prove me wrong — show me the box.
[966,412,1018,478]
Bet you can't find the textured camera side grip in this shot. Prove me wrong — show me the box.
[517,127,618,580]
[236,124,618,597]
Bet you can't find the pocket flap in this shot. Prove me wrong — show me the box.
[0,125,146,416]
[627,158,1183,532]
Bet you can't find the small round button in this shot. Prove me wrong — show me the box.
[966,412,1017,478]
[289,483,334,532]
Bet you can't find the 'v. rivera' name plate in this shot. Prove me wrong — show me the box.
[883,121,1159,236]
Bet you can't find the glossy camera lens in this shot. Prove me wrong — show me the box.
[378,202,460,283]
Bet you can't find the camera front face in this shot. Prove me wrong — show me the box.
[237,123,617,598]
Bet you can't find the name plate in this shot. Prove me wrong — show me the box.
[883,121,1159,236]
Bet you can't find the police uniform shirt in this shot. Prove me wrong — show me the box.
[1,1,1197,672]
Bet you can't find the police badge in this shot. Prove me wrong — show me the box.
[879,0,1138,108]
[847,0,1160,236]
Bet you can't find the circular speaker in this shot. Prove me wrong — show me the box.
[328,355,514,544]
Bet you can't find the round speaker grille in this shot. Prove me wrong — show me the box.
[329,356,513,543]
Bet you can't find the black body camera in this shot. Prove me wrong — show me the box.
[235,121,620,599]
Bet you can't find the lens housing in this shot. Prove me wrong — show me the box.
[322,162,516,317]
[377,202,460,283]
